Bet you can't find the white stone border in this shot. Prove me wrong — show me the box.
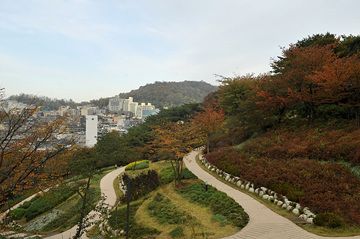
[198,153,316,224]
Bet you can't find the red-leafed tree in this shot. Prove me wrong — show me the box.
[272,43,338,125]
[192,104,225,154]
[313,54,360,126]
[252,74,294,123]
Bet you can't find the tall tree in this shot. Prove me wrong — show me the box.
[271,43,338,125]
[252,74,294,123]
[150,121,204,186]
[69,147,103,239]
[217,74,266,133]
[313,54,360,126]
[192,105,225,154]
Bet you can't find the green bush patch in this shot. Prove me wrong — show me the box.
[160,167,197,185]
[211,214,229,227]
[269,182,304,202]
[109,201,160,238]
[314,212,345,228]
[147,193,187,225]
[177,183,249,228]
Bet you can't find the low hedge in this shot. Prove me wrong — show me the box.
[125,160,150,171]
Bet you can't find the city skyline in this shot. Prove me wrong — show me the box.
[1,0,359,102]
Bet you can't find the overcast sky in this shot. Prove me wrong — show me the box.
[0,0,359,102]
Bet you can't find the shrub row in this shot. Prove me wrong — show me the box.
[125,160,150,171]
[120,170,159,202]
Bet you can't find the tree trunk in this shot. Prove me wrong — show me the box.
[177,157,183,186]
[73,175,92,239]
[207,137,210,154]
[356,106,360,127]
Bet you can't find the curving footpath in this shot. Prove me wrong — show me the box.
[0,166,125,239]
[184,150,360,239]
[45,166,125,239]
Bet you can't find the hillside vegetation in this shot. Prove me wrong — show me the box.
[119,81,219,108]
[203,33,360,227]
[8,81,218,110]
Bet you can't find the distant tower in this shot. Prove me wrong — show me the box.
[86,115,98,147]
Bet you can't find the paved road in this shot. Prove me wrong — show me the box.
[184,150,360,239]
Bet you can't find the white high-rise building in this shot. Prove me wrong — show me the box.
[108,96,124,112]
[86,115,98,147]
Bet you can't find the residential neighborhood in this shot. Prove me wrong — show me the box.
[1,96,159,147]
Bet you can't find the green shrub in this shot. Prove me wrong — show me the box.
[314,212,344,228]
[211,214,229,227]
[159,167,175,184]
[178,183,249,228]
[122,170,159,202]
[7,208,26,220]
[109,201,160,238]
[181,168,198,180]
[19,201,32,209]
[24,186,77,222]
[169,227,185,238]
[147,193,186,225]
[269,182,304,202]
[125,160,149,170]
[25,197,53,221]
[160,167,197,185]
[133,161,149,170]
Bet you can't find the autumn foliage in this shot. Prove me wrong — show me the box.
[207,34,360,226]
[0,98,74,209]
[192,104,225,153]
[150,120,204,185]
[206,138,360,224]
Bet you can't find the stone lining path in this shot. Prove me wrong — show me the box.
[184,150,360,239]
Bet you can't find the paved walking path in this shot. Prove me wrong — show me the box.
[184,150,360,239]
[45,166,125,239]
[1,166,125,239]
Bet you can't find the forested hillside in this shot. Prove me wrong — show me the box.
[119,81,218,108]
[7,81,218,110]
[7,94,78,110]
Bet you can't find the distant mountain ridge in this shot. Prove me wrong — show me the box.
[119,81,219,108]
[7,81,219,110]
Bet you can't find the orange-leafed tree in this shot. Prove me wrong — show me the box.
[150,120,204,186]
[313,54,360,126]
[192,104,225,154]
[252,74,294,123]
[271,43,338,125]
[0,92,75,210]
